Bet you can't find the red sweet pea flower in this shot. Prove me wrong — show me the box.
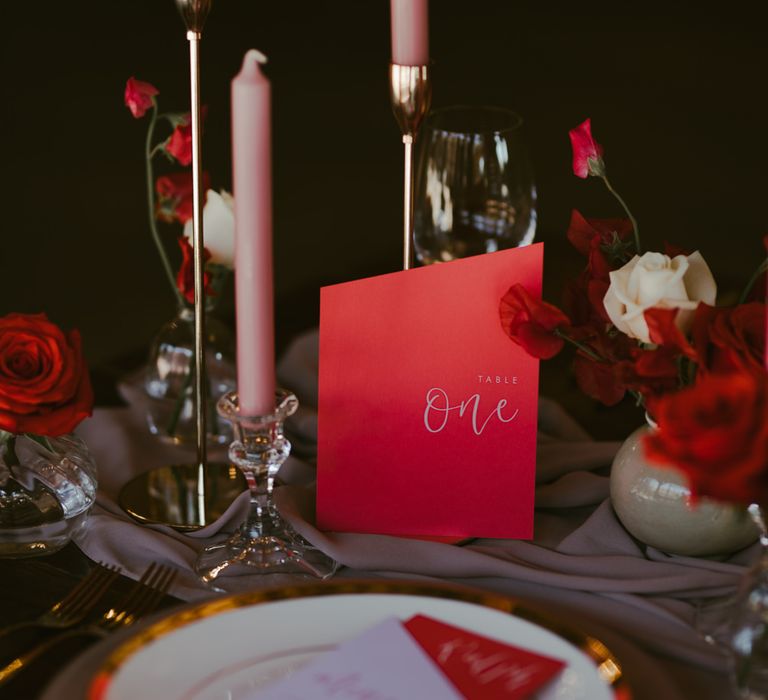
[619,346,680,402]
[694,303,766,375]
[566,210,633,261]
[165,123,193,166]
[176,237,213,304]
[164,107,207,167]
[644,371,768,506]
[499,284,570,359]
[573,354,626,406]
[645,307,696,359]
[569,119,605,179]
[0,313,93,436]
[124,77,159,119]
[156,171,211,224]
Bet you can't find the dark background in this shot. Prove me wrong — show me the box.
[2,1,765,427]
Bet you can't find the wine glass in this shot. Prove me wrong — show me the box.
[413,105,536,264]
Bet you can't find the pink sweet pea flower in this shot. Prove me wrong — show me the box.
[569,118,605,178]
[124,77,159,119]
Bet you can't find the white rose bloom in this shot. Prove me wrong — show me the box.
[603,251,716,343]
[183,190,235,269]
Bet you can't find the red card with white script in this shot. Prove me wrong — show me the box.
[317,244,543,538]
[404,614,566,699]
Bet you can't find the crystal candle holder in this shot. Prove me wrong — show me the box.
[195,389,337,585]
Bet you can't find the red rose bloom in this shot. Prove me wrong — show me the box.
[569,119,605,179]
[500,284,570,359]
[176,237,214,304]
[644,371,768,505]
[0,314,94,436]
[124,77,159,119]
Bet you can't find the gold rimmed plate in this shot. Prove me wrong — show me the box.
[88,580,631,700]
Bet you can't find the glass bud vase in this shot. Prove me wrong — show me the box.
[0,434,97,557]
[730,505,768,699]
[144,305,237,447]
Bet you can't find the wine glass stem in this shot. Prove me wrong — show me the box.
[403,135,414,270]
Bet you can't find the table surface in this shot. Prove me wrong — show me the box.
[0,325,717,699]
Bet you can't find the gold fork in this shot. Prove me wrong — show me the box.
[0,562,121,638]
[0,562,177,687]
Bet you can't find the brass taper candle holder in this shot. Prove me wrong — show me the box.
[389,63,432,270]
[120,0,247,532]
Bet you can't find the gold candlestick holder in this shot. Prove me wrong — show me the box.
[389,63,432,270]
[120,0,247,532]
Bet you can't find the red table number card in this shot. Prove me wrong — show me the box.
[405,614,566,699]
[318,243,544,539]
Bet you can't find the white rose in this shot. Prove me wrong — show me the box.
[183,190,235,268]
[603,251,716,343]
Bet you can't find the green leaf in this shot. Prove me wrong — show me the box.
[161,112,189,129]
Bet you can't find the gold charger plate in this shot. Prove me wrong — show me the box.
[89,580,631,699]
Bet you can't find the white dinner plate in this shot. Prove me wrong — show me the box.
[89,580,629,700]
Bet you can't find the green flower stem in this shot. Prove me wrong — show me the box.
[738,256,768,304]
[553,328,604,361]
[145,102,184,306]
[602,175,641,255]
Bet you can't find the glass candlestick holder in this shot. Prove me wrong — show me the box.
[195,389,337,585]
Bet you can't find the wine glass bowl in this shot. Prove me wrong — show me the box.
[414,105,536,264]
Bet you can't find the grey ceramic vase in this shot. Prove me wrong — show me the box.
[610,424,758,557]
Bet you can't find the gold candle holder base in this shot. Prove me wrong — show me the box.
[389,63,432,271]
[120,463,246,532]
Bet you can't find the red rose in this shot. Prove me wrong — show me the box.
[569,119,605,179]
[176,237,214,304]
[165,123,193,166]
[644,371,768,505]
[156,171,211,224]
[0,314,94,436]
[124,77,159,119]
[499,284,570,359]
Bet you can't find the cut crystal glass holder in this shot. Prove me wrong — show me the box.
[0,434,97,557]
[195,389,337,585]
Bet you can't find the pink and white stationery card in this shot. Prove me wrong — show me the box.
[252,617,463,699]
[318,244,544,538]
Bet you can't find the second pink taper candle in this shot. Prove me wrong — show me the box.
[390,0,429,65]
[231,50,276,416]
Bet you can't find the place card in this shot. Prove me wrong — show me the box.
[252,617,462,699]
[318,244,543,538]
[405,614,566,698]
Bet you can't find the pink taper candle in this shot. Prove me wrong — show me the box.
[390,0,429,65]
[232,49,276,416]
